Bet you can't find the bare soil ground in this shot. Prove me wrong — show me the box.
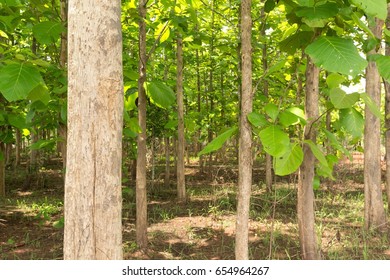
[1,161,390,260]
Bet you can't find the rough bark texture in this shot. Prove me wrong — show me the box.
[297,58,320,260]
[364,17,387,231]
[176,37,186,202]
[235,0,253,260]
[164,137,170,188]
[386,4,390,213]
[64,0,123,259]
[136,0,148,249]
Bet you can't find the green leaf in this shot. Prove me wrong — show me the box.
[8,114,27,129]
[32,21,64,45]
[275,143,303,176]
[164,119,178,129]
[305,139,334,179]
[305,36,367,77]
[0,63,43,102]
[0,0,21,6]
[375,55,390,83]
[30,139,57,150]
[259,125,290,157]
[127,117,142,134]
[198,127,238,157]
[155,21,170,43]
[124,92,138,111]
[305,140,328,167]
[265,103,279,122]
[329,88,359,109]
[313,176,320,190]
[323,129,350,156]
[280,31,314,54]
[296,3,339,28]
[145,81,176,109]
[360,92,381,119]
[351,12,376,39]
[247,112,268,127]
[326,73,345,88]
[279,110,300,127]
[265,60,286,77]
[339,108,364,138]
[264,0,276,13]
[123,127,137,138]
[27,84,51,105]
[350,0,387,20]
[53,217,64,229]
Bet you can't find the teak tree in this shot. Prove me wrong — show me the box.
[364,17,387,231]
[235,0,253,260]
[64,0,123,259]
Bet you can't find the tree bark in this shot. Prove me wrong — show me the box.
[297,57,320,260]
[364,17,387,231]
[0,142,5,197]
[14,129,21,168]
[64,0,123,259]
[164,137,170,188]
[136,0,148,249]
[176,36,186,202]
[235,0,253,260]
[385,4,390,213]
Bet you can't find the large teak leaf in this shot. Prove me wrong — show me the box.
[32,21,64,45]
[259,125,290,157]
[350,0,387,20]
[329,88,359,109]
[305,36,367,77]
[275,143,303,176]
[145,81,176,109]
[0,63,43,102]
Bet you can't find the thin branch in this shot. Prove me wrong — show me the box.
[146,20,170,63]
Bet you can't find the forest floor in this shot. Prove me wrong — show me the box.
[1,159,390,260]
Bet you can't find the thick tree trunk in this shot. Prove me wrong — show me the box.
[297,58,320,260]
[364,17,387,231]
[176,36,186,202]
[235,0,253,260]
[64,0,123,259]
[136,0,148,249]
[386,4,390,213]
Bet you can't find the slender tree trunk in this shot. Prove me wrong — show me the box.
[136,0,148,249]
[235,0,253,260]
[385,4,390,213]
[297,57,320,260]
[176,36,186,202]
[0,142,5,197]
[14,129,21,168]
[364,17,387,231]
[64,0,123,259]
[58,0,68,170]
[164,137,170,188]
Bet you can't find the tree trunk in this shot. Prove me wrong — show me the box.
[235,0,253,260]
[0,142,5,197]
[14,129,21,168]
[297,57,320,260]
[64,0,123,259]
[385,4,390,213]
[136,0,148,249]
[164,137,170,188]
[176,36,186,202]
[364,17,387,231]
